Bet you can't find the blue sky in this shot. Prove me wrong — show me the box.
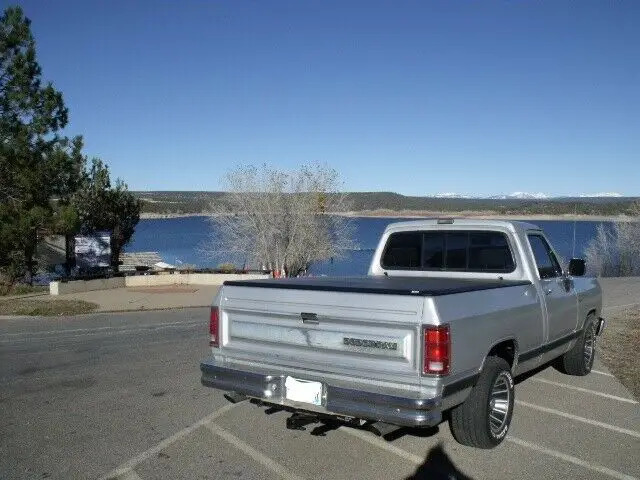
[13,1,640,196]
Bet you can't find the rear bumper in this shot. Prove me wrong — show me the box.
[200,362,442,428]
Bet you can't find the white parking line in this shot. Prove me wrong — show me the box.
[516,400,640,438]
[113,470,144,480]
[592,369,615,377]
[205,423,305,480]
[531,378,638,404]
[97,403,237,480]
[507,437,638,480]
[339,426,423,464]
[340,426,637,480]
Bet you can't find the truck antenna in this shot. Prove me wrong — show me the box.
[572,204,577,258]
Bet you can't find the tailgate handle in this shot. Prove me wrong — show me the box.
[301,312,319,325]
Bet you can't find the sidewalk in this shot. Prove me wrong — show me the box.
[50,285,218,312]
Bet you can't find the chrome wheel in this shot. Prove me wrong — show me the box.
[489,373,511,436]
[584,322,596,368]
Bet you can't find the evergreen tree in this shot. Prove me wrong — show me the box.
[72,159,141,271]
[0,6,68,283]
[1,6,141,283]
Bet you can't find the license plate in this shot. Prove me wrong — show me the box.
[285,377,323,406]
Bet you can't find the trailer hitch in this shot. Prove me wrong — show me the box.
[223,392,247,404]
[285,412,318,431]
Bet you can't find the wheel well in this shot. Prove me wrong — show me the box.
[584,309,597,328]
[488,340,517,368]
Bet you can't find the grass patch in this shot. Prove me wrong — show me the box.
[0,299,98,316]
[0,284,48,296]
[599,307,640,400]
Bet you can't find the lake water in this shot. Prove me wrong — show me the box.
[126,216,613,276]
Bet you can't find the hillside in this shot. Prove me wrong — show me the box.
[133,191,639,217]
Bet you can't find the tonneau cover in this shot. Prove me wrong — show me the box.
[223,276,530,297]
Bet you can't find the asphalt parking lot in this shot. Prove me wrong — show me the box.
[1,288,639,479]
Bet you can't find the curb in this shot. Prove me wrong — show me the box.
[97,305,209,314]
[0,292,49,301]
[0,305,210,319]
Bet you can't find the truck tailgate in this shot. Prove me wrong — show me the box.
[217,285,425,385]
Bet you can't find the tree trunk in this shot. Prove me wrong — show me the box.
[24,233,37,286]
[111,244,120,273]
[111,236,121,273]
[24,253,33,285]
[64,234,75,276]
[110,225,121,273]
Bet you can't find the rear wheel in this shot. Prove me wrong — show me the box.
[559,314,597,376]
[449,356,514,449]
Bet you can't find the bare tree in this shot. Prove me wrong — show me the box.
[584,224,618,277]
[204,163,356,277]
[616,201,640,276]
[585,201,640,277]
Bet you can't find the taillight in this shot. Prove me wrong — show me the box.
[422,325,450,375]
[210,307,220,347]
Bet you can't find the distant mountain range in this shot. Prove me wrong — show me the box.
[134,191,638,217]
[434,192,623,200]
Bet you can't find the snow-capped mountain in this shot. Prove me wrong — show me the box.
[489,192,549,200]
[434,193,471,199]
[432,192,549,200]
[578,192,623,198]
[431,192,624,199]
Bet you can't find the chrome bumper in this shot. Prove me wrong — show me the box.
[200,362,442,428]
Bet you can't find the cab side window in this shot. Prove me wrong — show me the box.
[527,234,562,279]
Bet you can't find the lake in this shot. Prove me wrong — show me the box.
[126,216,613,276]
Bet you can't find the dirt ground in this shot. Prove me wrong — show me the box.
[598,306,640,399]
[0,298,98,316]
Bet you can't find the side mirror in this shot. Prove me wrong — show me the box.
[568,258,586,277]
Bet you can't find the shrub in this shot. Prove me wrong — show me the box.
[216,263,237,273]
[585,202,640,277]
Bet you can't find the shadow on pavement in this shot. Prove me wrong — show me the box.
[405,444,474,480]
[255,403,474,479]
[377,424,439,442]
[514,360,558,385]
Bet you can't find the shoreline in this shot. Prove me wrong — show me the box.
[140,211,633,222]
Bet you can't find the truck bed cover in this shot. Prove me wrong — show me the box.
[223,276,531,297]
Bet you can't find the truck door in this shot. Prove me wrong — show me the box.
[527,233,578,342]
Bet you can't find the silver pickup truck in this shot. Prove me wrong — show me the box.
[200,219,605,449]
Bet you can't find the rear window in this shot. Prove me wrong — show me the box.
[381,230,516,273]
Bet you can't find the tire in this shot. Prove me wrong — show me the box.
[558,314,597,376]
[449,357,514,449]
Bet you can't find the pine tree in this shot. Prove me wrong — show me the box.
[0,6,68,283]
